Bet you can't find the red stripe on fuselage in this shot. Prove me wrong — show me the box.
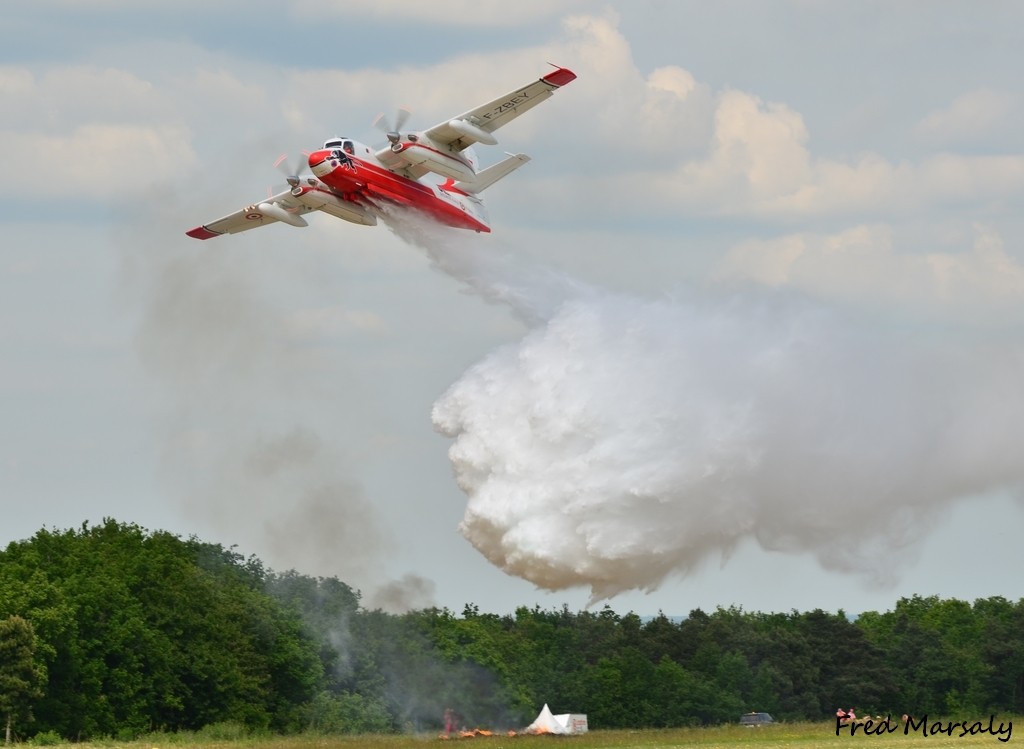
[315,155,489,232]
[438,178,470,197]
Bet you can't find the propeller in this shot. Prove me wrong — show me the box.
[273,152,312,188]
[373,107,412,148]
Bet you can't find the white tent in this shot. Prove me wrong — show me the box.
[524,703,589,735]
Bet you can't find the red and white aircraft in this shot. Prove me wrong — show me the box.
[186,66,576,240]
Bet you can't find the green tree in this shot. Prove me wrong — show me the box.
[0,521,325,738]
[0,616,44,743]
[971,597,1024,712]
[858,595,976,715]
[304,690,391,733]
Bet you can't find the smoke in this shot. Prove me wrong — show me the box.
[120,189,436,612]
[368,573,438,614]
[387,214,1024,603]
[381,206,585,325]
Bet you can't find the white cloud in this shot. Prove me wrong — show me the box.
[1,124,197,199]
[533,78,1024,222]
[0,67,33,95]
[188,69,269,114]
[0,65,173,131]
[715,223,1024,321]
[927,225,1024,303]
[0,60,293,201]
[916,88,1018,146]
[435,13,1024,224]
[28,0,252,10]
[558,13,713,161]
[683,90,812,202]
[296,0,589,27]
[748,133,1022,221]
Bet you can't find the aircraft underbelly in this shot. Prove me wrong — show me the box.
[312,154,489,232]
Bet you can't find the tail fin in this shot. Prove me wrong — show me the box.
[458,153,531,194]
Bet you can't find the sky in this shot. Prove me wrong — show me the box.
[2,1,1024,618]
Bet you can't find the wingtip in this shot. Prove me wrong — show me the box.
[186,226,221,240]
[542,66,577,88]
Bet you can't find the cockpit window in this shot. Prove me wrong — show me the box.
[343,140,354,154]
[324,138,343,149]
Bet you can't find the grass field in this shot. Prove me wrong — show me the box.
[58,719,1017,749]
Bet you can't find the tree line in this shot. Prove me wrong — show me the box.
[0,520,1022,740]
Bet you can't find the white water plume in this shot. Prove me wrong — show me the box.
[387,215,1024,602]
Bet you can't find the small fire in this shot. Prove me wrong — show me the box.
[438,727,502,740]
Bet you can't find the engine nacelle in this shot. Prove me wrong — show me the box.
[447,118,498,146]
[376,140,477,182]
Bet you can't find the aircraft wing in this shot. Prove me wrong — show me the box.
[422,66,576,152]
[186,189,314,239]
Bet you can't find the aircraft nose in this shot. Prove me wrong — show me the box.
[309,149,335,178]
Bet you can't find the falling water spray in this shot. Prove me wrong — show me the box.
[386,212,1024,602]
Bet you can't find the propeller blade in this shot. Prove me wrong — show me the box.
[394,107,411,132]
[373,107,413,144]
[273,153,309,188]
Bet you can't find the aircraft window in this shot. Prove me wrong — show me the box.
[324,139,343,149]
[343,141,354,154]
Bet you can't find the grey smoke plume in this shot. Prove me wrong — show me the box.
[368,573,438,614]
[121,198,435,611]
[387,214,1024,603]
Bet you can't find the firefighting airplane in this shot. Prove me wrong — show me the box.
[186,66,576,240]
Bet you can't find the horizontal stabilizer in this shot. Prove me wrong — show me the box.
[456,153,531,194]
